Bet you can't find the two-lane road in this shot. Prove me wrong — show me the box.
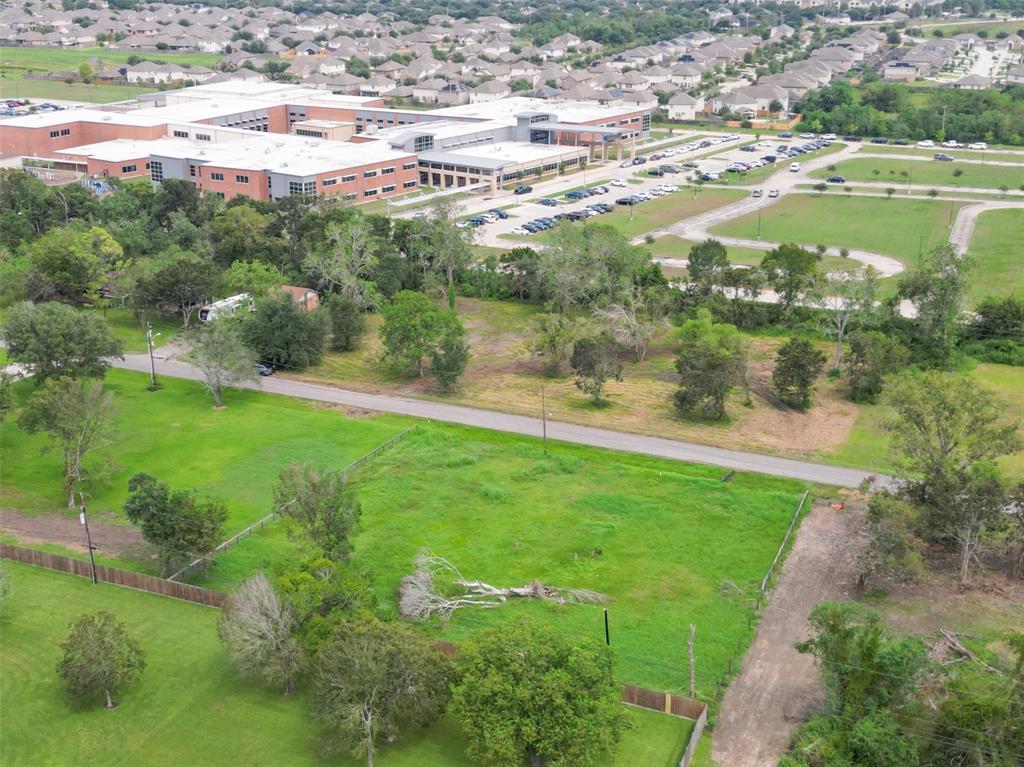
[113,354,887,488]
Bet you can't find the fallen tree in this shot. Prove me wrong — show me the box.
[398,553,607,621]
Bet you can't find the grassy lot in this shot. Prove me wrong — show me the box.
[0,77,156,103]
[207,422,805,694]
[824,362,1024,480]
[964,207,1024,300]
[0,370,411,529]
[794,184,1011,202]
[91,308,179,353]
[0,46,222,70]
[504,187,747,243]
[0,561,693,767]
[711,194,965,265]
[810,157,1024,191]
[856,145,1024,164]
[651,236,767,267]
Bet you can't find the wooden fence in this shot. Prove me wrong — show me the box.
[168,425,419,582]
[1,544,224,607]
[621,685,708,767]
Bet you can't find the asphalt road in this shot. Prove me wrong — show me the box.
[113,354,885,488]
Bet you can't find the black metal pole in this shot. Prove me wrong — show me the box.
[80,506,98,584]
[603,608,610,645]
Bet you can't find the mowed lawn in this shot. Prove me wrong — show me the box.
[857,145,1024,164]
[0,46,222,70]
[0,370,412,530]
[965,208,1024,300]
[0,77,156,103]
[810,157,1024,190]
[712,194,965,265]
[0,562,692,767]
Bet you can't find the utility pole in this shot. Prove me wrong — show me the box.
[688,624,696,699]
[79,501,98,585]
[540,381,548,455]
[146,322,160,390]
[756,203,762,240]
[603,608,610,645]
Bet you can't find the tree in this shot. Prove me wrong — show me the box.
[421,199,474,310]
[430,317,469,392]
[225,259,284,298]
[673,310,749,420]
[453,620,624,767]
[56,611,145,709]
[243,294,327,370]
[845,330,908,404]
[0,373,12,423]
[136,250,221,327]
[123,473,228,575]
[218,573,301,695]
[325,293,367,352]
[25,226,122,305]
[773,338,826,409]
[2,302,123,382]
[759,243,820,311]
[594,287,668,362]
[686,238,729,296]
[571,332,623,405]
[379,291,468,385]
[812,266,878,370]
[856,491,921,590]
[187,317,256,407]
[538,224,647,312]
[897,243,969,365]
[314,618,453,767]
[210,205,277,265]
[273,462,360,561]
[529,313,581,376]
[18,378,116,508]
[305,218,383,310]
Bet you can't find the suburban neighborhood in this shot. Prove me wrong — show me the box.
[1,1,1023,766]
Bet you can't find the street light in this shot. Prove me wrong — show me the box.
[146,322,161,391]
[79,504,98,584]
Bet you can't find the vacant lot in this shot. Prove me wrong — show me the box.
[712,194,965,264]
[0,46,222,70]
[0,562,692,767]
[811,157,1024,191]
[965,207,1024,300]
[857,145,1024,164]
[0,370,411,527]
[0,77,156,103]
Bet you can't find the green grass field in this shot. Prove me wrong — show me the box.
[811,157,1024,191]
[857,145,1024,164]
[0,561,693,767]
[0,370,412,531]
[965,207,1024,300]
[0,46,222,70]
[711,194,965,265]
[0,77,156,103]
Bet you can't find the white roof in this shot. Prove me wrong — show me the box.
[430,96,643,124]
[0,108,166,129]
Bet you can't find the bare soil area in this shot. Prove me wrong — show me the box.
[712,500,868,767]
[0,507,145,558]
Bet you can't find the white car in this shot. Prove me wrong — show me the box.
[821,133,837,141]
[789,162,801,172]
[620,161,633,168]
[609,178,627,187]
[942,140,960,148]
[917,140,935,148]
[659,184,679,193]
[799,132,815,139]
[647,187,664,197]
[510,227,529,235]
[968,142,988,151]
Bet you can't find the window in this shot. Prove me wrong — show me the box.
[288,181,316,196]
[121,164,137,174]
[295,128,323,137]
[235,175,249,184]
[642,113,651,132]
[363,188,378,198]
[381,166,395,175]
[529,114,550,124]
[214,191,225,199]
[145,162,150,170]
[150,161,163,182]
[190,165,196,177]
[341,174,356,183]
[196,133,211,141]
[414,134,434,152]
[382,184,396,193]
[403,179,416,189]
[210,172,225,181]
[60,128,70,136]
[173,130,189,138]
[322,178,337,187]
[403,161,416,170]
[49,130,60,138]
[343,192,357,201]
[363,169,377,178]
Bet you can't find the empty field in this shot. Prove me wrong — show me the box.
[0,77,157,103]
[0,46,222,70]
[711,194,966,264]
[965,207,1024,300]
[0,562,692,767]
[811,157,1024,190]
[857,145,1024,164]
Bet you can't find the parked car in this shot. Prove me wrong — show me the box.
[489,208,509,219]
[870,137,889,145]
[768,189,780,198]
[633,156,648,165]
[778,131,793,138]
[826,175,846,184]
[683,161,700,169]
[620,161,633,168]
[538,198,558,206]
[648,168,665,177]
[789,162,801,172]
[514,185,533,194]
[842,135,862,142]
[941,140,960,149]
[609,178,627,187]
[933,153,955,162]
[968,142,988,151]
[821,133,837,140]
[256,362,275,376]
[798,132,815,139]
[752,189,763,198]
[893,138,909,146]
[917,140,935,148]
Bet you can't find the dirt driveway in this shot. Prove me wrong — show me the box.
[711,500,867,767]
[0,508,145,558]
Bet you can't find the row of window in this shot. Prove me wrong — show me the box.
[48,128,71,138]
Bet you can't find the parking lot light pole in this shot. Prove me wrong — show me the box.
[146,322,161,391]
[756,203,762,240]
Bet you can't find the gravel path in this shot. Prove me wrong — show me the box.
[711,501,868,767]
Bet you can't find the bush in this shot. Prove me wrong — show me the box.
[325,294,366,352]
[243,295,327,370]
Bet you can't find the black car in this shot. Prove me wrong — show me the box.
[825,175,846,184]
[256,362,275,376]
[489,208,509,219]
[615,196,638,205]
[934,153,955,162]
[893,139,909,146]
[513,185,533,194]
[870,137,888,145]
[648,168,665,177]
[843,135,862,142]
[778,131,793,138]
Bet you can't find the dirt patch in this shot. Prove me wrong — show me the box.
[712,500,868,767]
[312,402,386,419]
[0,508,146,559]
